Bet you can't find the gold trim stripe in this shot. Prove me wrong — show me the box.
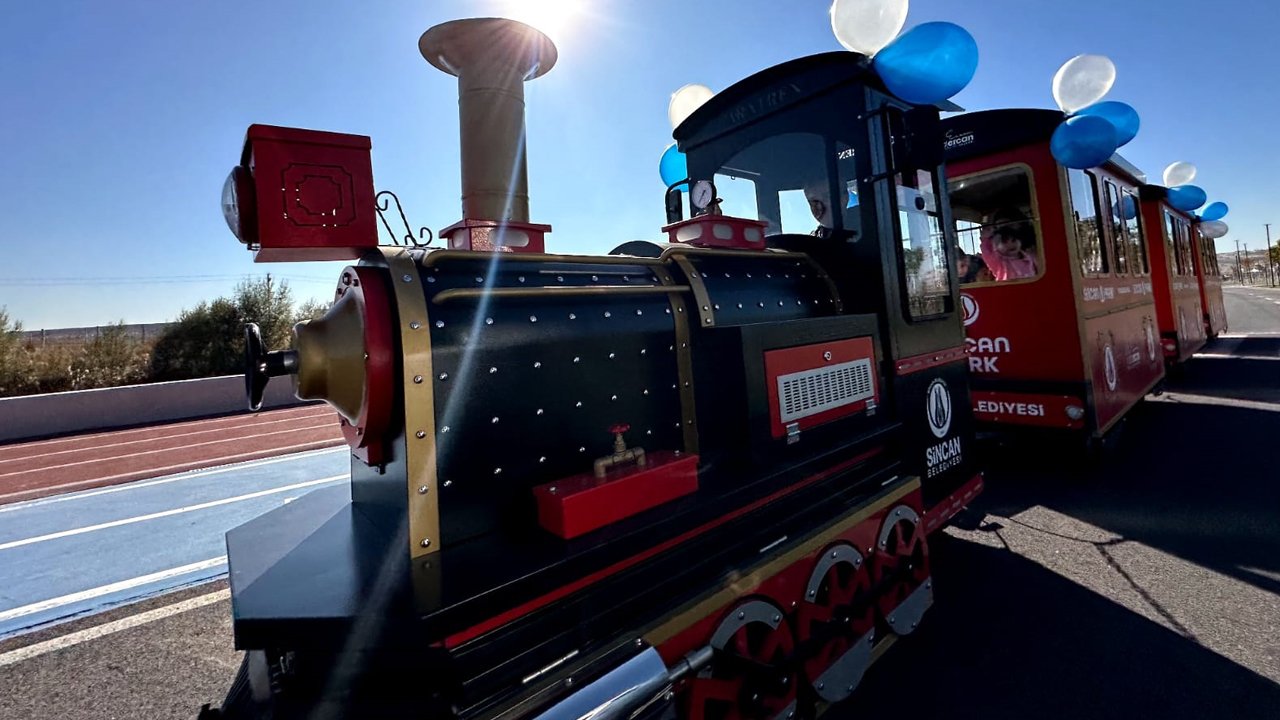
[422,249,664,268]
[430,285,690,305]
[382,248,442,559]
[652,265,699,455]
[669,254,716,328]
[642,477,920,648]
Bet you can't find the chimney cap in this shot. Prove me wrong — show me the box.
[420,17,558,80]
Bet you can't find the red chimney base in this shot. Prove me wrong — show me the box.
[439,219,551,254]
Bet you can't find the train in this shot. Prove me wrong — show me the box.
[941,109,1226,443]
[200,13,1233,719]
[203,17,982,720]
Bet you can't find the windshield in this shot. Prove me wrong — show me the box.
[711,132,862,242]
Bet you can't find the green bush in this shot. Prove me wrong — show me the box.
[150,277,299,382]
[1,277,325,397]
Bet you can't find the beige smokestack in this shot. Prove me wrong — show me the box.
[420,18,557,224]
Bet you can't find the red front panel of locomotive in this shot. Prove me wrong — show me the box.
[763,337,878,440]
[244,124,378,262]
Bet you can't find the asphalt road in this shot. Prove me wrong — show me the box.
[0,334,1277,718]
[1222,284,1280,334]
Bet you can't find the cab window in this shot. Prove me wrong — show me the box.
[1069,169,1107,275]
[895,167,950,318]
[711,132,861,242]
[947,166,1043,285]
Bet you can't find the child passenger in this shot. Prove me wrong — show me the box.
[980,210,1038,281]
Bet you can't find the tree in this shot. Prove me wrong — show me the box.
[234,277,296,351]
[150,298,243,381]
[150,276,302,382]
[295,297,330,323]
[0,307,34,397]
[70,323,148,390]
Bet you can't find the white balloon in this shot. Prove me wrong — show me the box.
[1162,161,1197,188]
[829,0,909,57]
[1052,54,1116,114]
[668,83,715,130]
[1200,220,1228,239]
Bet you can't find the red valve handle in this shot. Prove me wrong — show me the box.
[609,423,631,435]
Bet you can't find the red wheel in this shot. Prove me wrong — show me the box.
[685,600,798,720]
[796,543,875,703]
[872,505,932,635]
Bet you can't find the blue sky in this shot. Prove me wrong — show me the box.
[2,0,1277,329]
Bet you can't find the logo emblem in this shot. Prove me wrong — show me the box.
[926,378,952,438]
[1103,345,1118,392]
[960,293,979,327]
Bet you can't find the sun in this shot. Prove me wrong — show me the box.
[500,0,586,44]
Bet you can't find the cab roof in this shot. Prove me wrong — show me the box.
[674,51,961,152]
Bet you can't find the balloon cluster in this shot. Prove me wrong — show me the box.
[1048,55,1141,169]
[1159,161,1227,234]
[658,0,985,187]
[830,0,978,105]
[658,84,715,189]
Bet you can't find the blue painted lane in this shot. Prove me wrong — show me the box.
[0,447,350,638]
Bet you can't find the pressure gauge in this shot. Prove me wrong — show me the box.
[691,180,714,211]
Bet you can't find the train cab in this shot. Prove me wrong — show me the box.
[941,109,1164,441]
[1137,186,1210,360]
[674,53,982,524]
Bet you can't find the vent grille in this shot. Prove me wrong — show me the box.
[777,359,874,424]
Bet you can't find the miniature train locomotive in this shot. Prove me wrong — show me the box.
[205,17,982,720]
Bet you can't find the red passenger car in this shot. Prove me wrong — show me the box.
[1137,186,1209,360]
[942,109,1164,441]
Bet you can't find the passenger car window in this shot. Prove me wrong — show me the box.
[1123,189,1148,274]
[946,166,1043,286]
[1104,181,1129,276]
[1180,221,1195,277]
[1164,211,1180,275]
[895,168,951,318]
[1069,169,1108,275]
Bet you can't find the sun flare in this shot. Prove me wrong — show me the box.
[501,0,586,44]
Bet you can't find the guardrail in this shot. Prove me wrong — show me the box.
[0,376,308,443]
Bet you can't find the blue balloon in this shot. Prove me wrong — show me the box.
[1077,101,1141,147]
[1167,184,1207,213]
[874,22,979,105]
[1050,115,1118,169]
[658,143,688,190]
[1201,201,1229,221]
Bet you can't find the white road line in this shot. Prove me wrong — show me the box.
[1191,354,1280,361]
[0,557,227,624]
[1149,392,1280,413]
[0,446,345,514]
[0,589,230,667]
[0,474,347,551]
